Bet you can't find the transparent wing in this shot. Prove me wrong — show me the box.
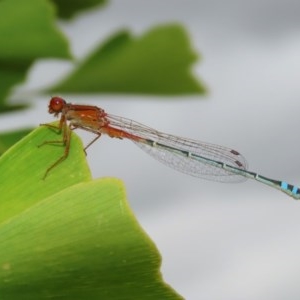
[107,114,248,183]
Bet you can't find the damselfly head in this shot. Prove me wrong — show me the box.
[48,96,66,116]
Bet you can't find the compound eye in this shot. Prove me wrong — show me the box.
[48,97,66,113]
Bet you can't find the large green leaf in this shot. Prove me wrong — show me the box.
[0,125,183,300]
[0,0,71,108]
[51,24,206,95]
[0,128,32,155]
[0,124,91,223]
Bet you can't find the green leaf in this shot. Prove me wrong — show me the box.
[0,0,70,61]
[0,128,32,155]
[0,124,91,223]
[51,23,206,95]
[0,125,183,299]
[51,0,108,19]
[0,0,71,107]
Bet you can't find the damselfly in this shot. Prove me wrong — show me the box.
[40,96,300,200]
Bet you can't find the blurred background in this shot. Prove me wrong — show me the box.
[2,0,300,299]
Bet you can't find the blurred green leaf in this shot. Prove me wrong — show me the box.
[0,64,32,112]
[0,125,183,300]
[0,0,70,61]
[0,102,29,114]
[0,0,71,108]
[51,24,206,95]
[51,0,107,19]
[0,128,32,155]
